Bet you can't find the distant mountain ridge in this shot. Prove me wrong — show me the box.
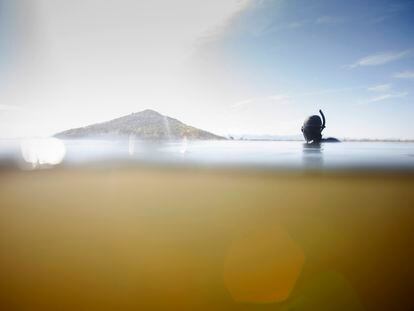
[229,134,303,141]
[55,109,225,140]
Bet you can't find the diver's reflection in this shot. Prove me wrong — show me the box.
[302,142,323,168]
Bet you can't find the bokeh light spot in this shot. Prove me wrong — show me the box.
[20,138,66,168]
[223,226,305,303]
[282,271,365,311]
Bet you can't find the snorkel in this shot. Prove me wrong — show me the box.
[319,109,326,131]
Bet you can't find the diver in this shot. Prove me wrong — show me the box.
[301,110,339,144]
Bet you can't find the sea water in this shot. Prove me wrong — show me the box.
[1,139,413,170]
[1,139,414,311]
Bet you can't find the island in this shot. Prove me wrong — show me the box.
[55,109,225,140]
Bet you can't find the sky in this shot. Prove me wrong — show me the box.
[0,0,414,139]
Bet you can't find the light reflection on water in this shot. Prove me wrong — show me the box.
[302,142,324,168]
[0,139,413,170]
[20,138,66,169]
[60,140,414,170]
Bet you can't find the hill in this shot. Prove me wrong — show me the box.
[55,109,225,140]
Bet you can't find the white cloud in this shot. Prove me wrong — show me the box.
[368,92,408,103]
[232,87,367,108]
[0,104,26,112]
[316,16,345,25]
[347,50,411,68]
[367,84,391,92]
[267,95,291,102]
[296,86,366,96]
[369,3,406,24]
[394,70,414,79]
[231,98,255,108]
[286,21,304,29]
[261,20,307,35]
[231,94,290,108]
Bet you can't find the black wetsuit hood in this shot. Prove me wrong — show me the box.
[302,110,326,143]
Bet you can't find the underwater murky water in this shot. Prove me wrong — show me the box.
[0,140,413,310]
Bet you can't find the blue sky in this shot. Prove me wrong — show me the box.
[0,0,413,139]
[195,0,414,139]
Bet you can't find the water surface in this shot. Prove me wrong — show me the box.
[2,139,413,170]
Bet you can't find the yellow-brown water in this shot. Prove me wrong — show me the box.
[1,167,413,310]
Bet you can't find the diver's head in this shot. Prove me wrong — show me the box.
[302,110,326,143]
